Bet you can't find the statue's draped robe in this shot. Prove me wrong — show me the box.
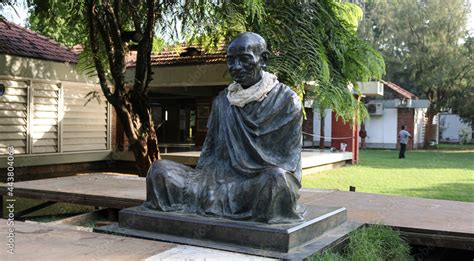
[144,83,304,223]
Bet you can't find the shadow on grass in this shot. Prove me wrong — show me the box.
[383,181,474,202]
[358,150,474,171]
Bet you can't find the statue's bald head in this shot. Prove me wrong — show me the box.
[227,32,269,88]
[227,32,268,55]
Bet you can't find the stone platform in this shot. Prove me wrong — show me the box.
[97,205,358,259]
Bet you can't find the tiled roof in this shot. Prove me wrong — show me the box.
[150,52,226,66]
[383,81,417,99]
[0,18,77,63]
[127,45,227,67]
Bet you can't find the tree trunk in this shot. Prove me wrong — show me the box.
[85,0,160,177]
[114,97,160,177]
[423,105,437,148]
[319,111,325,150]
[130,130,159,177]
[129,96,160,177]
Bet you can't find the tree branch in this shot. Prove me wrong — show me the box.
[86,0,117,106]
[103,1,126,98]
[113,0,122,27]
[95,13,116,75]
[133,0,155,95]
[127,0,143,35]
[447,62,474,86]
[116,104,139,142]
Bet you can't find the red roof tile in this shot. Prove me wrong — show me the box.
[150,53,226,66]
[127,45,227,67]
[0,18,77,63]
[383,81,418,99]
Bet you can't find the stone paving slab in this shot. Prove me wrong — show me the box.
[0,221,175,261]
[145,245,276,261]
[0,221,273,261]
[300,188,474,235]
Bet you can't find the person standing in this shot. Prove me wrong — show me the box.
[399,125,412,159]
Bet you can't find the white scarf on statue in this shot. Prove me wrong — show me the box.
[226,71,279,107]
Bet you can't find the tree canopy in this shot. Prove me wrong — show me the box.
[186,0,385,121]
[4,0,385,174]
[25,0,384,121]
[358,0,474,145]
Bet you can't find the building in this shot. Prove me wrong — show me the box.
[439,112,473,143]
[0,20,354,179]
[119,46,357,168]
[0,19,112,179]
[310,81,430,150]
[122,46,229,151]
[363,81,429,149]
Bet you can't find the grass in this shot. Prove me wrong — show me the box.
[302,147,474,202]
[310,224,411,261]
[436,143,474,150]
[344,225,410,261]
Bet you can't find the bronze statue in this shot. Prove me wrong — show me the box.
[144,32,305,224]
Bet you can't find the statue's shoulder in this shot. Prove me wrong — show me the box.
[275,83,301,110]
[277,83,296,95]
[210,89,229,107]
[218,88,228,98]
[216,89,228,102]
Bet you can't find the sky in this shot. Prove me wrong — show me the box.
[469,0,474,31]
[1,1,474,32]
[0,2,28,26]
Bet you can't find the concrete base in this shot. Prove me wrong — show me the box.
[96,205,360,260]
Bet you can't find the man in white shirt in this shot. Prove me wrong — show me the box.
[399,125,412,159]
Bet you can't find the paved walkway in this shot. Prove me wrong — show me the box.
[1,173,473,255]
[0,221,274,261]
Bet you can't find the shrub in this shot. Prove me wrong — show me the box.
[310,224,411,261]
[310,251,345,261]
[345,224,410,261]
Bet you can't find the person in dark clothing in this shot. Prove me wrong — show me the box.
[399,125,412,159]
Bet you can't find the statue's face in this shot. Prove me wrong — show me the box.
[227,41,266,88]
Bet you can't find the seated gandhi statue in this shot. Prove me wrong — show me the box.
[144,32,305,224]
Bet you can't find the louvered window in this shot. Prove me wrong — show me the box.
[0,80,110,155]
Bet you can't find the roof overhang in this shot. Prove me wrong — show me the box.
[126,63,231,95]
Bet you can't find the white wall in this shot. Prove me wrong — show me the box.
[0,55,112,167]
[126,63,231,88]
[312,109,332,145]
[413,108,426,148]
[364,108,398,149]
[439,113,473,142]
[0,79,110,156]
[0,54,95,83]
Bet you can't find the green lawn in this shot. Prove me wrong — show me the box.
[302,147,474,202]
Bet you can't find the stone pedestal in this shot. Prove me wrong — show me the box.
[97,205,359,260]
